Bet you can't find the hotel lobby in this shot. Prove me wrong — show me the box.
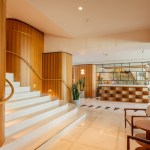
[0,0,150,150]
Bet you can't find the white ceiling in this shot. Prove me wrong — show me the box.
[7,0,150,64]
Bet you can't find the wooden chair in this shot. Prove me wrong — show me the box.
[127,135,150,150]
[124,105,150,136]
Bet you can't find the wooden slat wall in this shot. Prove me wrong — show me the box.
[92,65,96,97]
[0,0,6,146]
[73,64,96,98]
[42,52,72,102]
[62,53,72,102]
[6,19,44,91]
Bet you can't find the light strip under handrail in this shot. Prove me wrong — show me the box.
[0,79,14,104]
[6,51,71,91]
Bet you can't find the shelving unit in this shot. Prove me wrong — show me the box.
[99,85,149,103]
[96,61,150,86]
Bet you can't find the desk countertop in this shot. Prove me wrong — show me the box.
[99,84,149,88]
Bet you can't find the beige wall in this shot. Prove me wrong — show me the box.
[44,29,150,64]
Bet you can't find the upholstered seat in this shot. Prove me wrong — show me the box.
[124,105,150,136]
[135,147,148,150]
[127,135,150,150]
[135,133,150,148]
[126,115,149,126]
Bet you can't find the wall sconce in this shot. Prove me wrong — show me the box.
[48,89,52,98]
[33,83,36,91]
[81,69,85,75]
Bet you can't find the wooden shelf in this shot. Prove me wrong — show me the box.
[129,95,135,99]
[110,90,116,94]
[122,98,129,102]
[122,91,129,94]
[109,97,116,101]
[135,91,143,95]
[99,85,149,103]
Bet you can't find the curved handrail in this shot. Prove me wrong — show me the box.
[6,51,71,91]
[0,79,14,104]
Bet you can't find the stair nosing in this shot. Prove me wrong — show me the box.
[4,105,77,147]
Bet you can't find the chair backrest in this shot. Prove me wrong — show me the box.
[146,105,150,116]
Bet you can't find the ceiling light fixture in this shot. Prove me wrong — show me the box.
[78,6,83,11]
[103,52,108,56]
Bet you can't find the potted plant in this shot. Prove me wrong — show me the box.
[100,77,103,85]
[72,82,80,105]
[78,77,85,98]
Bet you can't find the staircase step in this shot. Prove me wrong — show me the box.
[2,73,86,150]
[5,95,50,110]
[6,81,20,87]
[5,101,61,128]
[5,86,31,94]
[5,99,60,121]
[5,91,41,101]
[37,111,86,150]
[6,73,14,82]
[5,102,68,137]
[3,105,78,150]
[5,100,65,127]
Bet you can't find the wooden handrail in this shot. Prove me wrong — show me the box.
[6,51,71,91]
[0,79,14,104]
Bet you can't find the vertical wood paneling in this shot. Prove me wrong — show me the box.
[6,19,44,91]
[73,64,96,98]
[65,53,72,102]
[92,65,96,97]
[42,52,72,102]
[0,0,6,146]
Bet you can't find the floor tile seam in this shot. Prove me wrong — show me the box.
[114,114,124,150]
[61,126,88,143]
[72,140,108,150]
[50,139,73,150]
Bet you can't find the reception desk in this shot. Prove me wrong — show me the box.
[99,85,149,103]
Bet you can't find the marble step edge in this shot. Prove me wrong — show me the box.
[5,86,31,94]
[6,73,14,82]
[5,103,69,137]
[5,91,41,101]
[5,101,64,127]
[1,105,78,150]
[35,111,86,150]
[5,95,51,110]
[5,100,60,121]
[6,81,20,87]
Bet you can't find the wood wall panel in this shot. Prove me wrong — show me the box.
[6,19,44,91]
[0,0,6,146]
[73,64,96,98]
[42,52,72,102]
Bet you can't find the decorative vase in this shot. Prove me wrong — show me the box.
[73,99,80,106]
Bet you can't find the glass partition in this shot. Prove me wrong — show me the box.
[96,61,150,85]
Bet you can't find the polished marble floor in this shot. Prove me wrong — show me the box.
[48,98,149,150]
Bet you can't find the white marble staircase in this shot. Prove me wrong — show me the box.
[0,73,86,150]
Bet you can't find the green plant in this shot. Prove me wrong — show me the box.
[100,77,103,84]
[78,77,85,91]
[72,83,80,100]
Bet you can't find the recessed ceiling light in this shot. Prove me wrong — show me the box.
[103,52,108,56]
[78,6,83,11]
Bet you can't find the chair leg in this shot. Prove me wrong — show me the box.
[131,117,134,136]
[125,110,127,128]
[131,126,133,136]
[127,135,130,150]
